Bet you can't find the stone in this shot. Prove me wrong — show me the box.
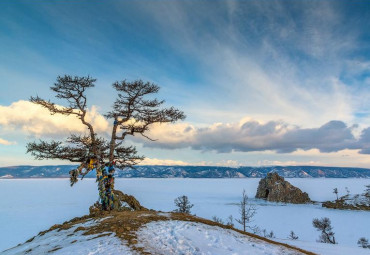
[255,172,311,204]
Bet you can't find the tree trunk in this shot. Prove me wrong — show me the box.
[109,119,118,163]
[96,163,115,211]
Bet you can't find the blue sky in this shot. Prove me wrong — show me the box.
[1,1,370,167]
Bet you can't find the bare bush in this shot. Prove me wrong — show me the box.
[226,215,234,227]
[262,229,275,238]
[174,195,193,214]
[288,231,299,240]
[357,237,370,249]
[212,216,224,224]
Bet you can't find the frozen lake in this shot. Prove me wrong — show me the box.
[0,178,369,252]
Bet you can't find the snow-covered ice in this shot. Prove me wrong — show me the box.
[137,220,301,255]
[282,239,370,255]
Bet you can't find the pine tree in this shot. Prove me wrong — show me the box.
[312,217,336,244]
[27,75,185,211]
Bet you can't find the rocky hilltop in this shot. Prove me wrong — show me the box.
[256,173,311,204]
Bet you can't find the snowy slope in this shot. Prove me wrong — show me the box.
[137,220,302,255]
[2,218,135,255]
[1,213,312,255]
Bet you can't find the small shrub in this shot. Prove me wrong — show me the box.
[262,229,275,238]
[174,195,193,214]
[212,216,224,224]
[226,215,234,227]
[357,237,370,249]
[288,231,299,240]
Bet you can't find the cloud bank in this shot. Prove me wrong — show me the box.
[136,119,370,154]
[1,100,370,155]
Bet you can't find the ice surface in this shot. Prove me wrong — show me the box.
[1,178,369,253]
[137,220,301,255]
[282,239,370,255]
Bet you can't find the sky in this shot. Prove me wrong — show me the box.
[1,0,370,167]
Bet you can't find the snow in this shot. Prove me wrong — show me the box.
[157,212,171,217]
[237,172,246,178]
[1,178,369,253]
[340,193,369,207]
[2,219,135,255]
[0,174,13,178]
[137,220,301,255]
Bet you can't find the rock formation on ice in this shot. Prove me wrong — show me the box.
[255,172,311,204]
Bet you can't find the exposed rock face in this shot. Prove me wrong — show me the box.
[255,172,311,204]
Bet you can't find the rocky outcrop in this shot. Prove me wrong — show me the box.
[255,172,311,204]
[322,193,370,211]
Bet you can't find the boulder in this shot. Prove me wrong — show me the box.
[255,172,311,204]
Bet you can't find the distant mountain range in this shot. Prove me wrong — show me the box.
[0,165,369,178]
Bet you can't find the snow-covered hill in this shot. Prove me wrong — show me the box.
[3,210,370,255]
[2,211,312,255]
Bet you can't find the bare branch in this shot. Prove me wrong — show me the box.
[113,145,144,168]
[30,96,76,116]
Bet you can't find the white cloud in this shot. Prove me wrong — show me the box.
[257,160,321,167]
[0,138,16,145]
[0,100,110,138]
[139,157,190,166]
[196,159,244,167]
